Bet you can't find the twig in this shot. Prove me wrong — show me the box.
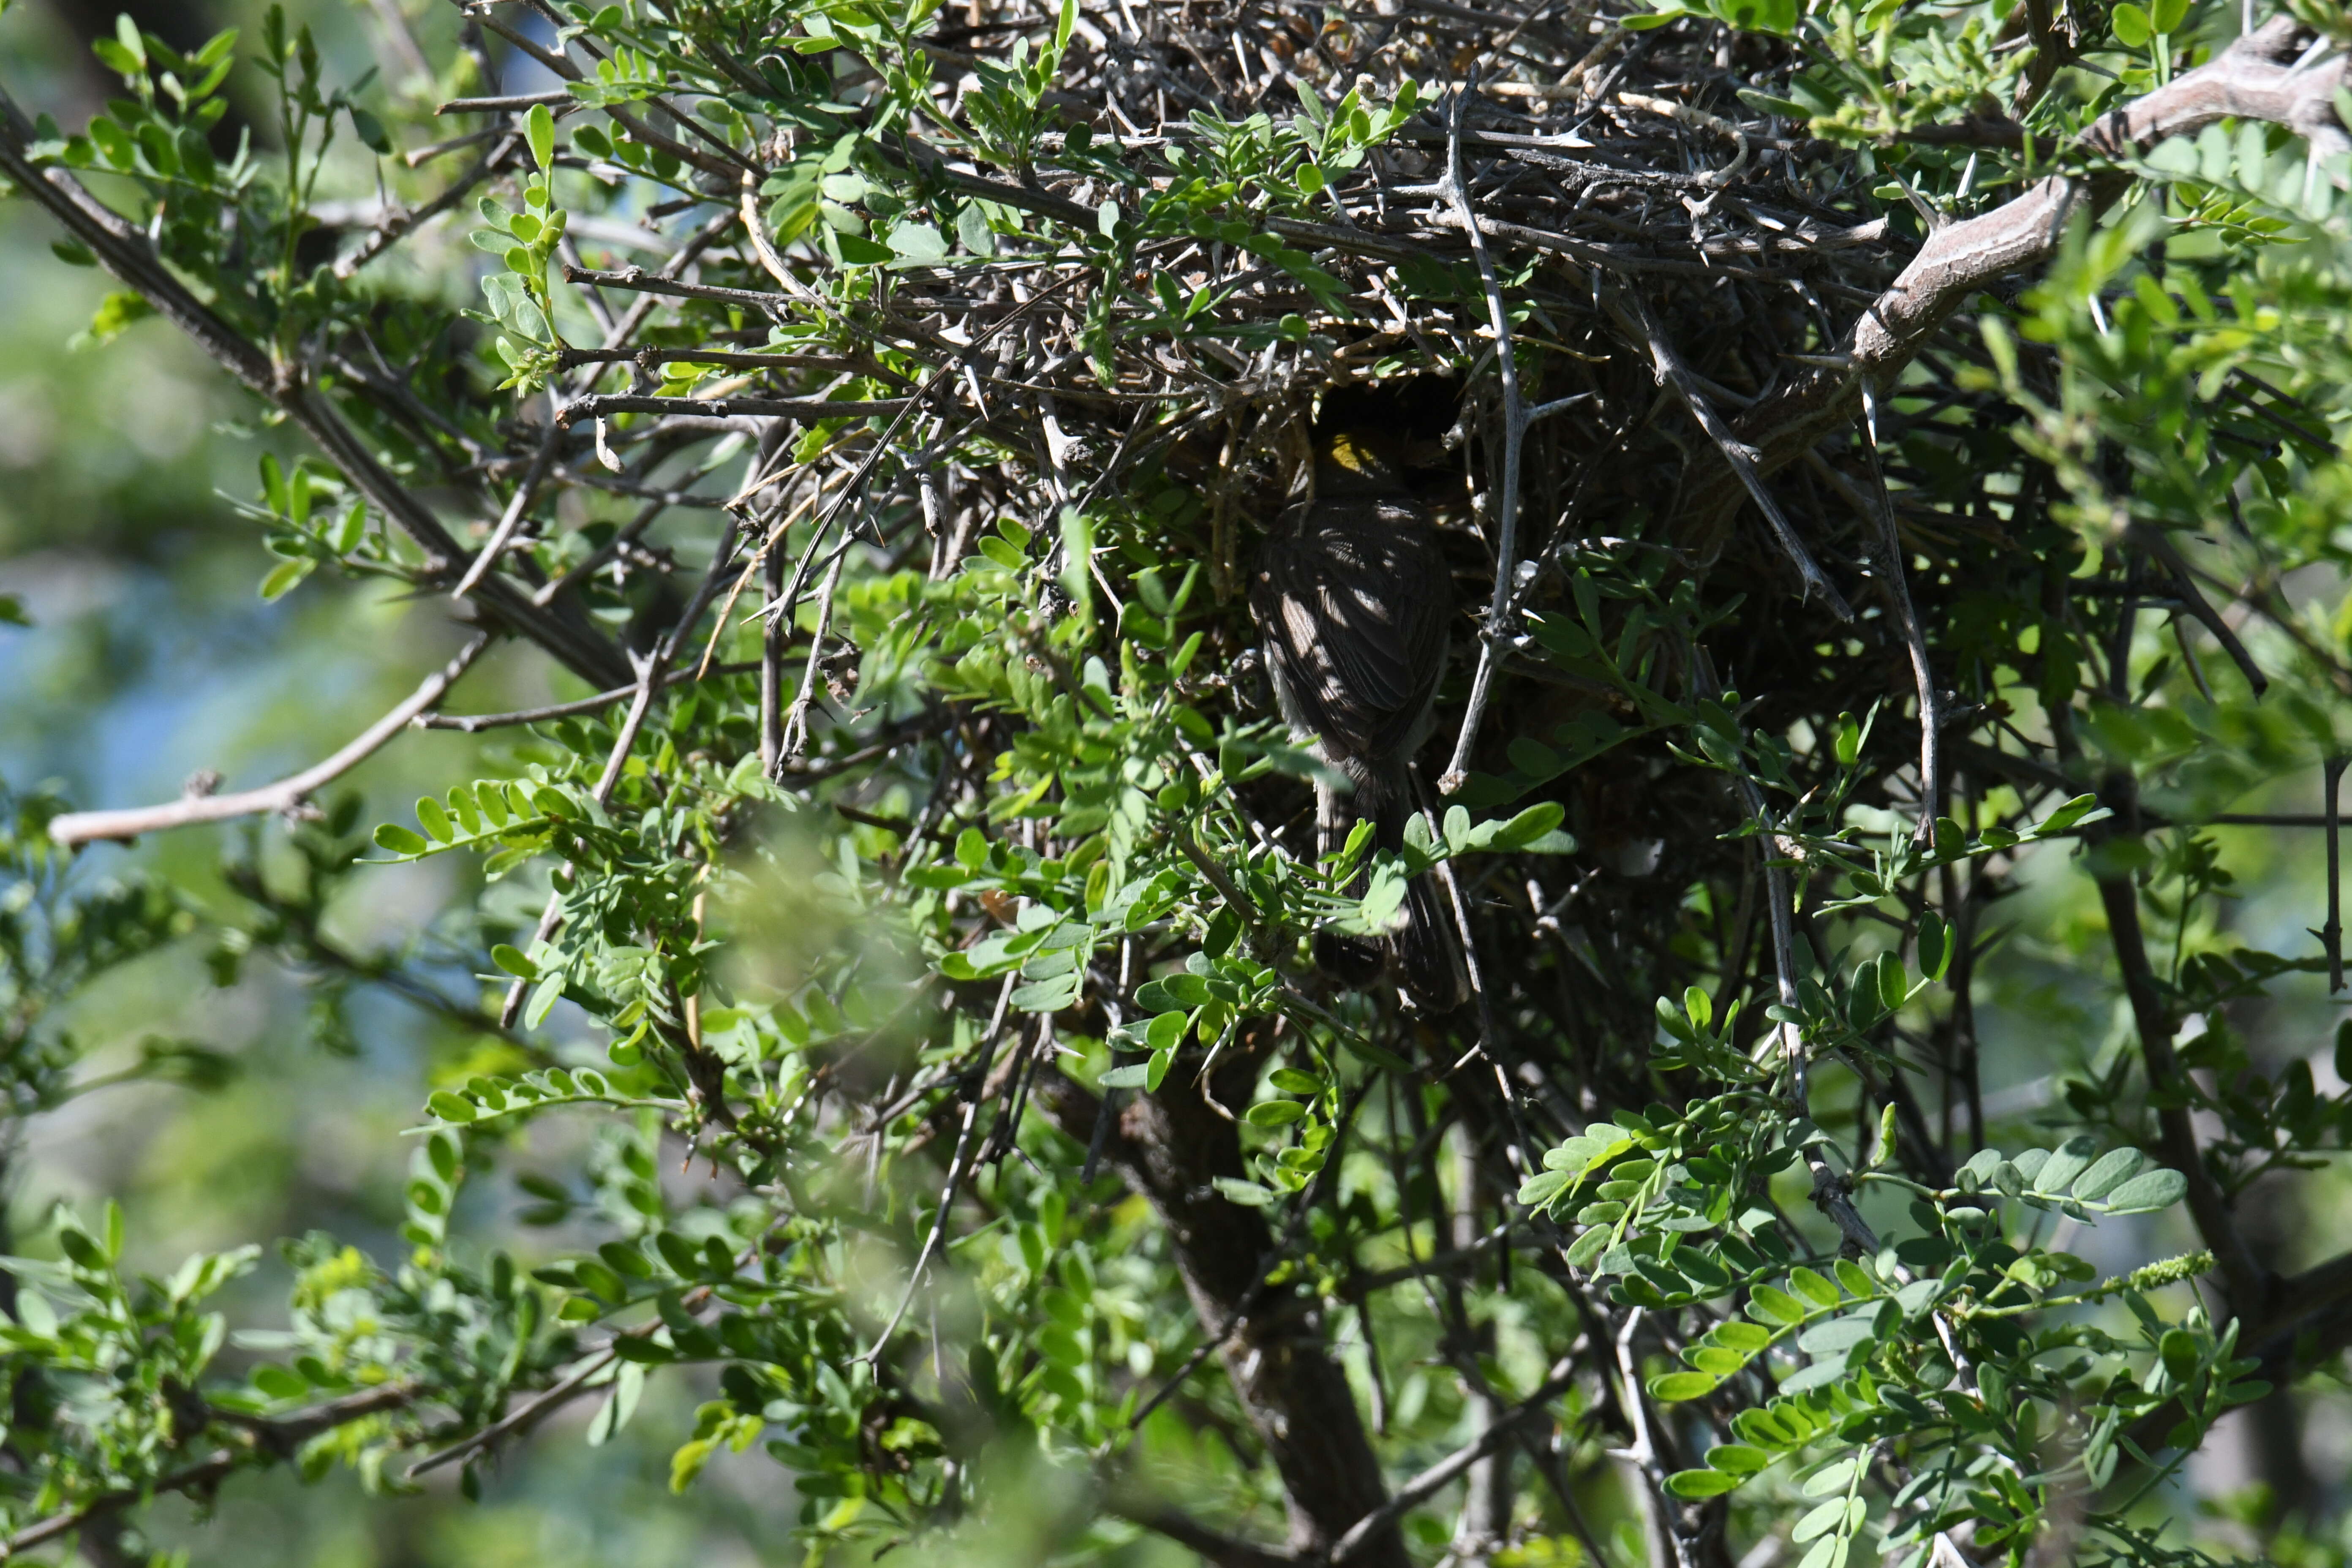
[49,636,490,847]
[857,974,1018,1361]
[436,90,573,113]
[1619,294,1855,620]
[495,515,746,1029]
[760,533,788,778]
[1437,74,1530,797]
[2126,523,2268,698]
[559,394,910,425]
[556,347,872,375]
[1854,389,1944,844]
[454,397,565,597]
[780,548,849,759]
[405,1350,615,1478]
[1609,1307,1694,1568]
[0,94,627,685]
[1109,1504,1295,1568]
[414,662,758,732]
[2325,757,2347,994]
[2092,838,2268,1306]
[1614,90,1748,186]
[5,1383,419,1554]
[1326,1364,1579,1565]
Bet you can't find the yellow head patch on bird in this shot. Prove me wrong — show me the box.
[1323,430,1376,474]
[1317,429,1402,491]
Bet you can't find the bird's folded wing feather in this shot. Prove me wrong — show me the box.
[1254,498,1450,763]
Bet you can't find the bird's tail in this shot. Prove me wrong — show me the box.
[1370,788,1467,1012]
[1311,776,1470,1010]
[1316,779,1466,1013]
[1393,862,1469,1012]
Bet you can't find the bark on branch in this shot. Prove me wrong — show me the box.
[1033,1067,1409,1568]
[1677,16,2352,547]
[48,636,489,847]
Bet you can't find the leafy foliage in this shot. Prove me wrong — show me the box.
[2,0,2352,1563]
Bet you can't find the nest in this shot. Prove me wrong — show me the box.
[518,0,2009,1087]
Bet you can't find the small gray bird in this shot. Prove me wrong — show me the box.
[1251,416,1468,1010]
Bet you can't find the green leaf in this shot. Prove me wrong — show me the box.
[525,972,566,1030]
[2111,3,2151,45]
[374,823,430,856]
[2149,0,2188,30]
[2032,793,2105,837]
[1788,1266,1840,1308]
[2102,1168,2188,1213]
[1712,1321,1772,1352]
[1793,1496,1850,1544]
[1563,1226,1609,1268]
[526,104,556,171]
[2072,1148,2146,1200]
[1917,911,1950,983]
[1211,1177,1276,1207]
[1665,1466,1741,1497]
[427,1091,476,1123]
[259,558,312,601]
[1517,1170,1572,1208]
[2037,1134,2101,1193]
[57,1227,106,1271]
[1244,1100,1308,1127]
[1649,1370,1718,1402]
[889,221,949,262]
[490,945,538,980]
[1707,1443,1772,1475]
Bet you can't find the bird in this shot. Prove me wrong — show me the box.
[1250,396,1468,1011]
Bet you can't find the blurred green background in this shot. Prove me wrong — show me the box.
[3,0,2350,1563]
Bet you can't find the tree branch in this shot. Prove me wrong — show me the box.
[0,89,632,688]
[1437,73,1530,797]
[1326,1363,1578,1565]
[559,394,911,425]
[1686,17,2351,539]
[4,1382,419,1556]
[2093,851,2268,1307]
[48,636,490,847]
[1110,1503,1298,1568]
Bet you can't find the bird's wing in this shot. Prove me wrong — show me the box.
[1253,497,1451,766]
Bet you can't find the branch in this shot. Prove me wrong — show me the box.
[48,637,490,847]
[1110,1503,1297,1568]
[1701,16,2351,524]
[1807,445,1943,840]
[1618,294,1854,620]
[2126,524,2269,697]
[414,662,758,732]
[559,394,911,425]
[855,975,1017,1361]
[404,1348,615,1479]
[1437,75,1531,798]
[1326,1364,1579,1565]
[0,90,631,688]
[3,1382,419,1556]
[2093,847,2268,1306]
